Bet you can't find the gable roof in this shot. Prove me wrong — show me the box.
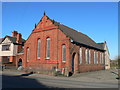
[97,43,105,49]
[35,14,105,51]
[48,18,105,51]
[1,35,26,45]
[98,42,110,55]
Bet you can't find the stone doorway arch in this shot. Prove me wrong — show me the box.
[71,52,79,73]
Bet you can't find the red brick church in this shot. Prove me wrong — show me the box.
[23,12,110,75]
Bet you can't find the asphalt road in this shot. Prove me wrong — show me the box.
[1,70,119,88]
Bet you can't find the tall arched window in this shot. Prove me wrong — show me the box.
[86,49,90,64]
[85,49,88,64]
[94,51,98,64]
[79,47,82,64]
[94,51,96,64]
[27,48,30,62]
[101,53,104,64]
[62,44,66,62]
[46,38,50,59]
[100,52,102,64]
[37,39,41,59]
[88,49,91,64]
[96,52,98,64]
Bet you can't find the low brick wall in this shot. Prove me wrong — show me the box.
[79,64,104,73]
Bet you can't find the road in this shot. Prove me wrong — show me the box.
[1,70,119,88]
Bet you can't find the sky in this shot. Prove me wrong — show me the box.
[2,2,118,60]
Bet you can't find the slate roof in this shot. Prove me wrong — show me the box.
[49,18,105,51]
[0,35,26,45]
[97,43,105,49]
[35,14,105,51]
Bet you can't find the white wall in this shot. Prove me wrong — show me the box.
[104,44,110,69]
[0,37,18,56]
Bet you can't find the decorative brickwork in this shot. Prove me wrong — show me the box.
[23,14,106,74]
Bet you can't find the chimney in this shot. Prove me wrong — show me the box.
[12,31,18,38]
[16,33,22,53]
[16,33,22,43]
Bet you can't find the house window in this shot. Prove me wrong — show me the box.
[27,48,30,62]
[2,56,10,64]
[37,39,41,59]
[79,47,82,64]
[62,45,66,62]
[46,38,50,59]
[2,45,10,51]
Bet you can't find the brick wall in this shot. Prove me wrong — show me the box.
[69,43,105,73]
[23,15,70,72]
[23,15,105,74]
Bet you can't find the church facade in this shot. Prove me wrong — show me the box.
[23,13,110,74]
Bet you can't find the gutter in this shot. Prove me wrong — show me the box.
[71,40,105,52]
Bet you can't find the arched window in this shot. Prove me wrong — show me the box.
[100,52,102,64]
[88,49,91,64]
[27,48,30,62]
[94,51,96,64]
[96,52,98,64]
[86,49,90,64]
[101,53,104,64]
[37,39,41,59]
[94,51,98,64]
[62,44,66,62]
[85,49,88,64]
[79,47,82,64]
[46,38,50,59]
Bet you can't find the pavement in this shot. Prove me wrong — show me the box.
[1,68,119,88]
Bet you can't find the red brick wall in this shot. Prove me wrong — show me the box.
[23,15,105,73]
[23,28,70,71]
[69,43,105,73]
[23,15,70,72]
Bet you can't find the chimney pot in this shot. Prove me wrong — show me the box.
[16,33,22,43]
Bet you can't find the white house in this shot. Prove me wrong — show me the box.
[0,31,25,65]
